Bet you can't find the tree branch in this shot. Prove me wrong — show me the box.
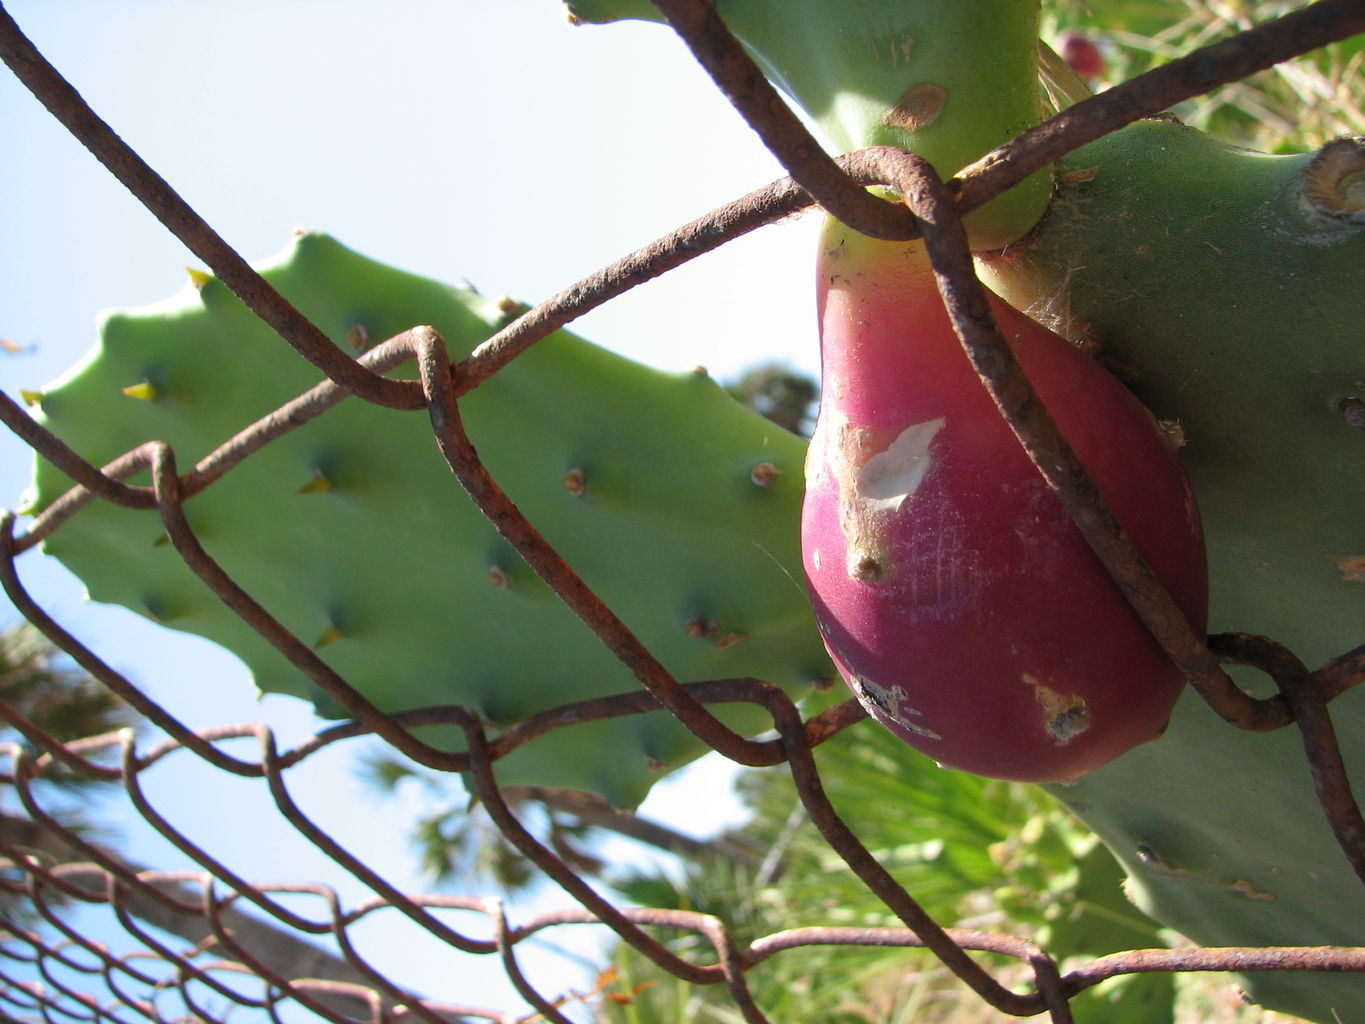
[502,786,765,868]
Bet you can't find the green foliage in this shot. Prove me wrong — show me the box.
[600,723,1175,1022]
[359,751,611,894]
[0,623,134,784]
[0,624,136,921]
[1041,0,1365,151]
[0,624,127,744]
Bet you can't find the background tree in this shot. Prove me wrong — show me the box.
[724,363,818,438]
[0,625,430,1019]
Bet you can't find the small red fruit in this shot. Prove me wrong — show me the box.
[801,225,1207,782]
[1058,30,1106,80]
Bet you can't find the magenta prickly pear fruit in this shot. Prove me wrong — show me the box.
[802,224,1208,782]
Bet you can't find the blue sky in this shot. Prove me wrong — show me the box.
[0,1,823,1016]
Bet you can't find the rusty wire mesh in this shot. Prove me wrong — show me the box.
[1,1,1364,1021]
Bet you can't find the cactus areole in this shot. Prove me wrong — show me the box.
[801,223,1209,782]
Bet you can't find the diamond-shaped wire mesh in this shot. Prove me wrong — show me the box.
[2,2,1364,1022]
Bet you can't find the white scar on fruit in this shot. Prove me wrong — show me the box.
[853,673,942,741]
[828,415,945,582]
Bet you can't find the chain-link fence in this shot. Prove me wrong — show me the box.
[2,1,1364,1021]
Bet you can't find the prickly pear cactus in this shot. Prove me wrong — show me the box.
[23,231,828,808]
[563,2,1364,1016]
[980,120,1365,1023]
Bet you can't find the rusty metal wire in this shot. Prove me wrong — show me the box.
[1,1,1364,1022]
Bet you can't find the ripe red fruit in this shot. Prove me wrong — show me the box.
[802,226,1207,782]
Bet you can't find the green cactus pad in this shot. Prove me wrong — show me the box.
[26,231,828,808]
[565,0,1051,248]
[981,120,1365,1023]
